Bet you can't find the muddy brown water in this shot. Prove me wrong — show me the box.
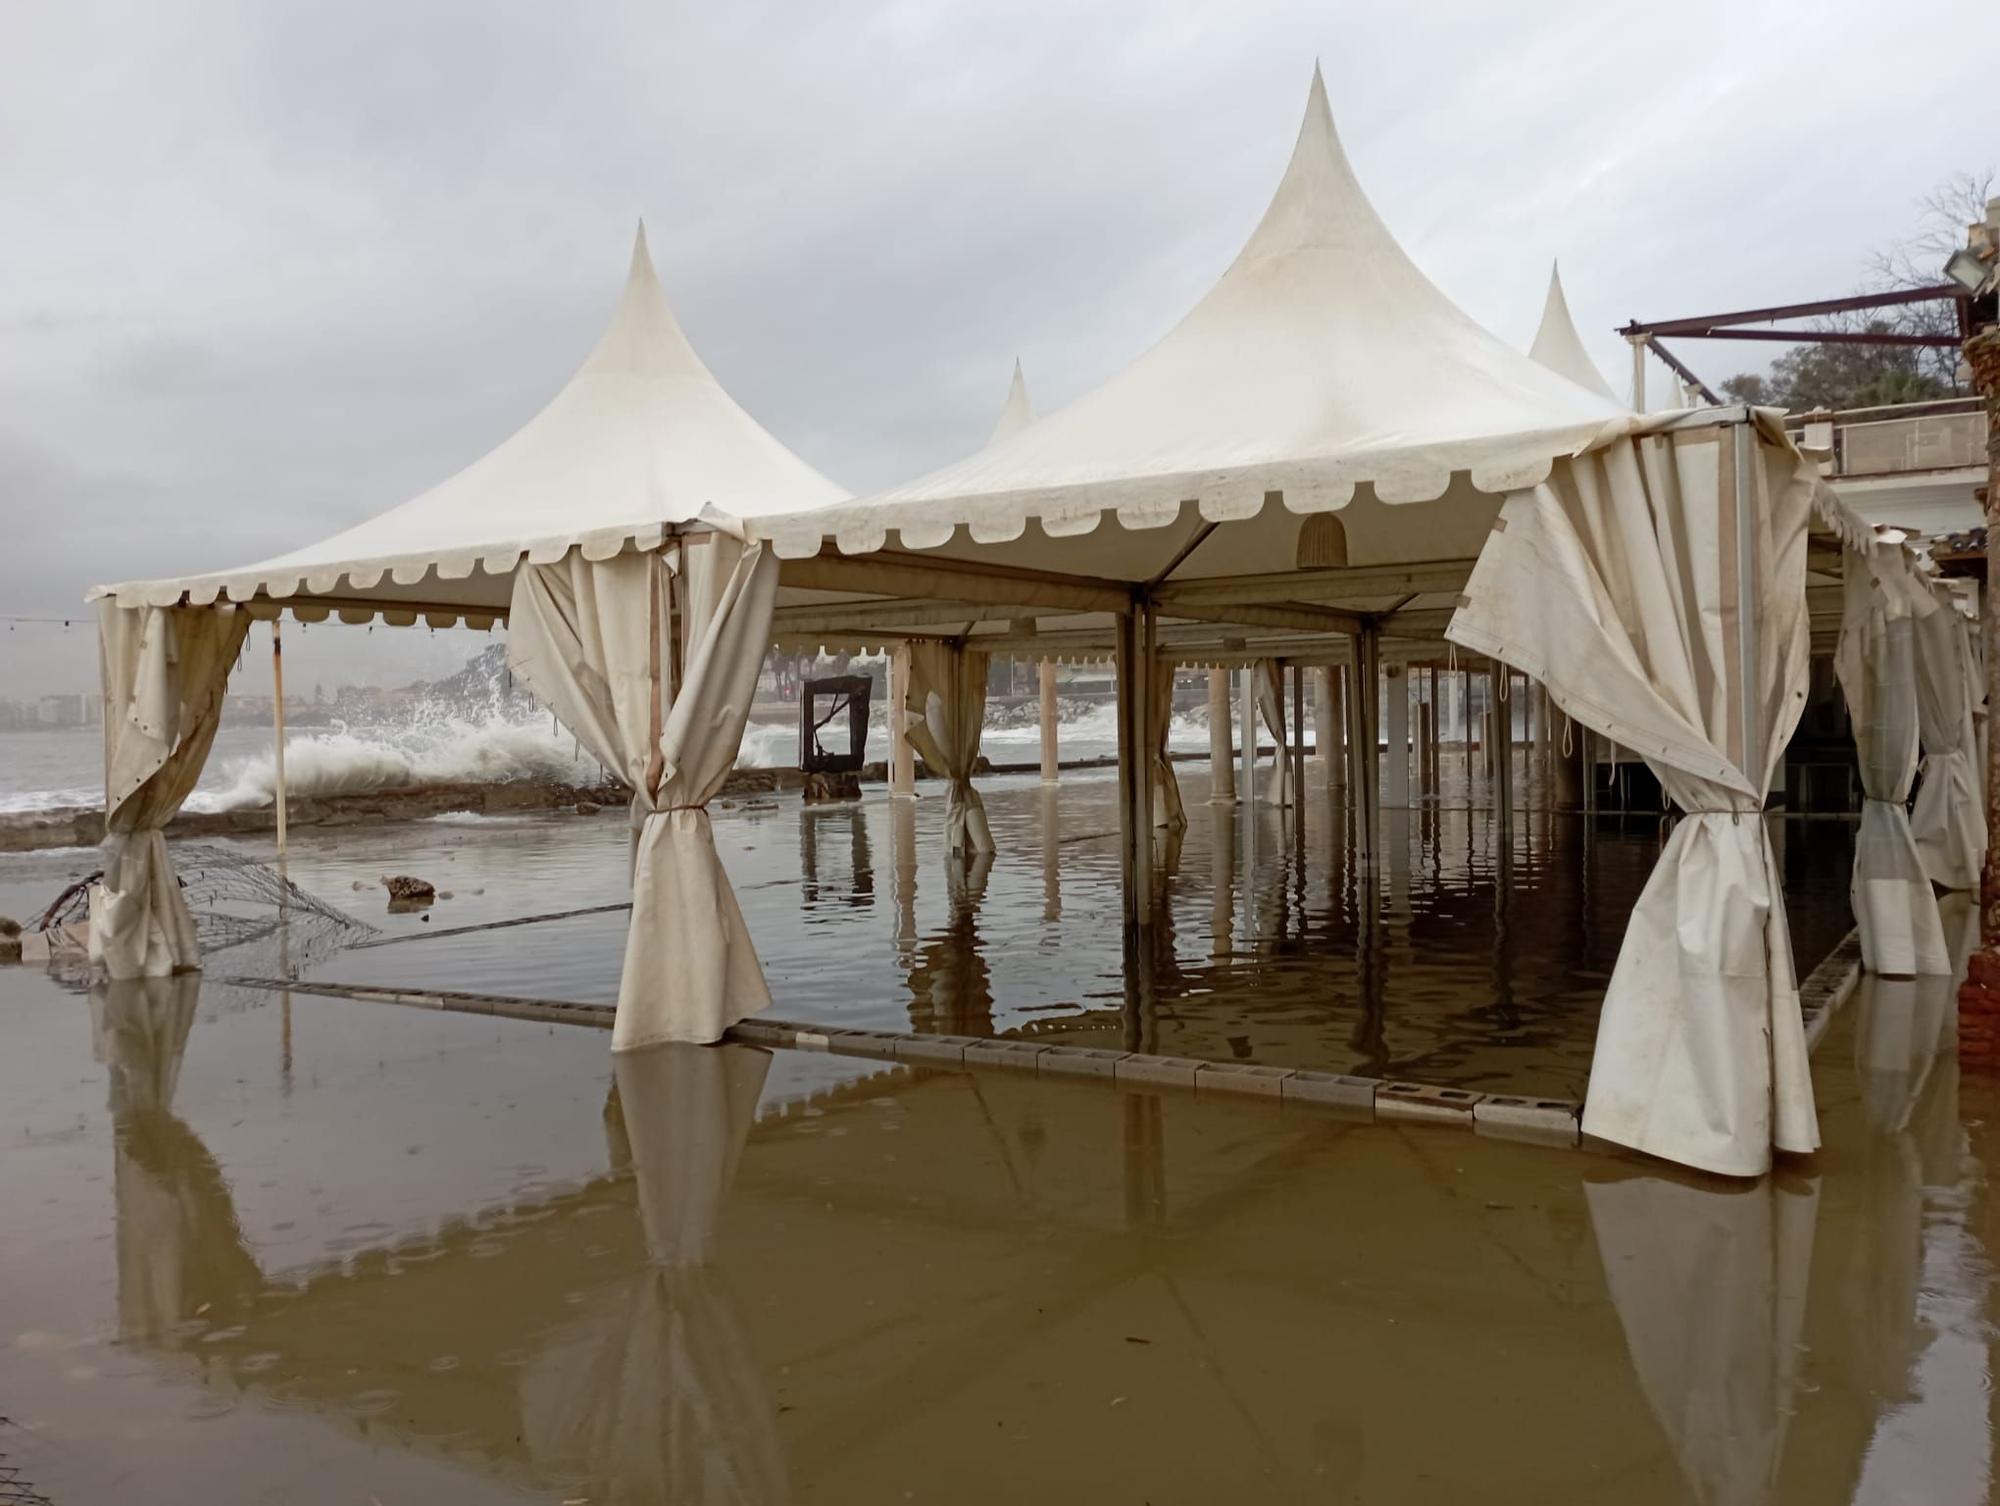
[8,764,1988,1504]
[0,763,1859,1102]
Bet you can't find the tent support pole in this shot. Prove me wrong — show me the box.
[1384,664,1409,809]
[1038,659,1059,784]
[1239,665,1256,810]
[1351,626,1381,863]
[271,618,289,875]
[1114,600,1155,926]
[888,642,915,799]
[1290,661,1307,843]
[1732,420,1762,787]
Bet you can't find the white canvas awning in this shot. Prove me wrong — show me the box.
[752,68,1627,579]
[91,227,848,622]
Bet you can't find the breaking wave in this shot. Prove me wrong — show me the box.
[187,712,605,812]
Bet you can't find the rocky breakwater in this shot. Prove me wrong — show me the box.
[0,768,819,853]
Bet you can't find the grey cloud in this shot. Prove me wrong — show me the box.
[2,0,1996,699]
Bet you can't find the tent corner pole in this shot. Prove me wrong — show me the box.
[1732,420,1762,788]
[271,617,289,875]
[1038,658,1059,783]
[888,640,915,799]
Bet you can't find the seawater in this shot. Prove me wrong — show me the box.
[164,764,1857,1103]
[0,697,1221,815]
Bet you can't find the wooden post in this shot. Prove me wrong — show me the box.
[889,641,915,799]
[271,617,289,873]
[1207,668,1235,803]
[1038,658,1059,784]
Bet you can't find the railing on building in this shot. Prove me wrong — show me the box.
[1786,396,1987,478]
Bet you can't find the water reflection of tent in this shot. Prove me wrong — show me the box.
[94,976,264,1347]
[520,1044,785,1505]
[1587,909,1973,1506]
[104,986,1958,1503]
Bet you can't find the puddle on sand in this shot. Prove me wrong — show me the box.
[209,764,1853,1101]
[0,951,1993,1504]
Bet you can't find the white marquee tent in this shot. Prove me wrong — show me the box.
[91,68,1869,1178]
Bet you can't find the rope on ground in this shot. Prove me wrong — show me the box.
[347,900,634,949]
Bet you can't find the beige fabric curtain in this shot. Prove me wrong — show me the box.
[1911,589,1986,892]
[1448,414,1817,1177]
[1253,660,1293,807]
[508,534,778,1050]
[91,602,250,979]
[1835,543,1948,977]
[522,1041,785,1502]
[903,642,994,854]
[1149,657,1186,830]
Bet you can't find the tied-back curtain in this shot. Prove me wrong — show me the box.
[91,602,250,979]
[509,534,779,1049]
[1149,657,1186,830]
[1253,660,1293,807]
[1835,544,1948,976]
[508,549,675,811]
[1911,590,1986,893]
[1447,413,1818,1177]
[903,642,994,854]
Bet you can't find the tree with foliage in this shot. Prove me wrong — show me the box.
[1723,169,1993,412]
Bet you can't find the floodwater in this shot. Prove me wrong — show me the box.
[29,759,1854,1102]
[1,930,1994,1503]
[11,759,1979,1505]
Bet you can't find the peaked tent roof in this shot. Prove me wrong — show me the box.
[97,226,848,615]
[759,67,1627,566]
[985,359,1036,447]
[1527,263,1621,405]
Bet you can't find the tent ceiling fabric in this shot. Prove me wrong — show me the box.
[91,226,847,615]
[754,66,1626,573]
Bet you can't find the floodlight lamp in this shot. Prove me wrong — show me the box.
[1943,246,1993,295]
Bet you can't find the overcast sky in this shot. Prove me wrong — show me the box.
[3,0,1995,696]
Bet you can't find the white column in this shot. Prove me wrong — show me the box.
[1316,665,1344,790]
[1207,668,1236,803]
[888,641,915,799]
[1038,659,1059,784]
